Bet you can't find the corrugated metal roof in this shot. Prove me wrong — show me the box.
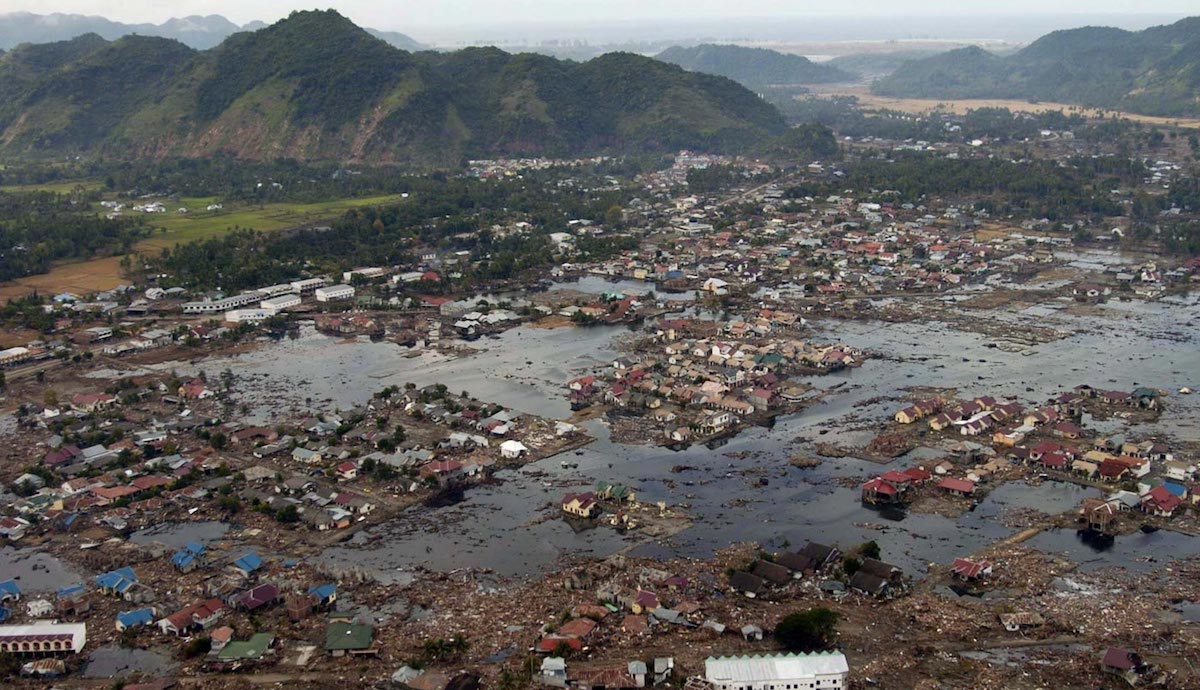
[705,652,849,683]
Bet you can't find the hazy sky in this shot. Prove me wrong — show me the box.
[2,0,1196,30]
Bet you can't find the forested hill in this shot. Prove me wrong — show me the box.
[657,44,855,87]
[0,11,787,164]
[873,16,1200,117]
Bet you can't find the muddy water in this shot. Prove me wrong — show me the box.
[181,281,1197,579]
[129,521,230,549]
[160,321,630,422]
[1027,528,1200,573]
[562,275,698,301]
[82,645,177,679]
[0,546,89,592]
[321,463,634,578]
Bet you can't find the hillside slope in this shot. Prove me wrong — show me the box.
[0,11,786,164]
[657,44,855,87]
[874,16,1200,117]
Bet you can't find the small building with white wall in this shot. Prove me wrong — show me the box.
[315,285,355,302]
[224,309,272,324]
[290,278,328,294]
[0,622,88,655]
[343,267,387,283]
[261,294,301,314]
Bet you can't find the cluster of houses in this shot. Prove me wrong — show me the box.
[567,317,860,444]
[571,183,1089,303]
[884,385,1195,525]
[3,358,577,553]
[728,542,906,601]
[895,395,1027,438]
[0,548,374,669]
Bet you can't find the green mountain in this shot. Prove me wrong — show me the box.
[656,44,855,87]
[826,49,945,79]
[874,17,1200,117]
[0,11,785,164]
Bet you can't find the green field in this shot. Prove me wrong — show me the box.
[0,178,105,194]
[136,194,407,250]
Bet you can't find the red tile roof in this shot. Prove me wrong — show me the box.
[938,477,976,494]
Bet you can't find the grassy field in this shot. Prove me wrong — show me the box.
[137,193,407,250]
[0,256,127,302]
[0,193,408,300]
[0,178,105,194]
[808,85,1200,129]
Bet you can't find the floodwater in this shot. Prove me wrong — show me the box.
[561,275,699,302]
[82,645,177,679]
[129,521,230,550]
[322,462,634,577]
[165,319,630,422]
[180,270,1198,579]
[0,546,89,592]
[1025,528,1200,573]
[1175,602,1200,623]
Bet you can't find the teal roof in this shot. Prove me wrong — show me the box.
[325,622,373,651]
[219,633,275,660]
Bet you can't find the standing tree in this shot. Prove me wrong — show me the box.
[774,608,840,652]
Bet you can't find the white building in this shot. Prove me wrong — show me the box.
[0,347,32,367]
[258,283,300,298]
[343,267,387,283]
[315,285,355,302]
[183,292,263,314]
[499,440,529,459]
[261,294,301,314]
[224,309,272,324]
[705,652,849,690]
[0,622,88,655]
[289,278,327,293]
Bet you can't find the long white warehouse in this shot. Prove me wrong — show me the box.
[315,285,355,302]
[705,652,849,690]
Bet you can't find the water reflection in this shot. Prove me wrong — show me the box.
[159,278,1200,578]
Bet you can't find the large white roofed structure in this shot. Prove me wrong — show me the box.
[705,652,849,690]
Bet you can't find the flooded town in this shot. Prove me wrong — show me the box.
[1,9,1200,689]
[3,144,1199,689]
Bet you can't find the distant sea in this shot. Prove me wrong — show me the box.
[415,13,1187,48]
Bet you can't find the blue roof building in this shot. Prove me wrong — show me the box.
[231,552,263,576]
[94,567,138,595]
[1163,481,1187,497]
[308,583,337,605]
[116,607,157,631]
[56,585,86,600]
[0,579,21,602]
[171,542,206,572]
